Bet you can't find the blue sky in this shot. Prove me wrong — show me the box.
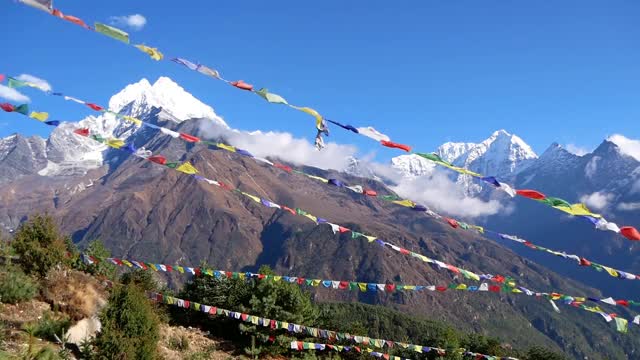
[1,0,639,161]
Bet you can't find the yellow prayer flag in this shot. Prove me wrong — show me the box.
[603,266,619,277]
[290,106,323,129]
[217,143,236,152]
[273,276,282,282]
[553,203,602,218]
[365,235,376,243]
[107,138,125,149]
[303,213,318,223]
[29,111,49,121]
[392,199,416,208]
[455,284,467,290]
[511,288,523,293]
[176,162,199,175]
[241,192,261,204]
[134,44,164,61]
[123,115,143,126]
[305,174,329,183]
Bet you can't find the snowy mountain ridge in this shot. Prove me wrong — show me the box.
[0,77,226,180]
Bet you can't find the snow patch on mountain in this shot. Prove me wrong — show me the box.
[108,77,227,127]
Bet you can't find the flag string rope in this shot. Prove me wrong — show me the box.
[13,2,640,243]
[1,89,637,283]
[2,105,635,333]
[148,291,520,359]
[83,252,640,317]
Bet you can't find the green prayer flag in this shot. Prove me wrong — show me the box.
[8,78,28,88]
[416,152,443,162]
[95,22,130,44]
[165,162,179,169]
[615,317,628,333]
[14,104,29,115]
[256,88,288,105]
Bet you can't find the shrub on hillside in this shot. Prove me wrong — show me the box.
[93,283,160,359]
[0,266,39,304]
[42,269,106,321]
[76,240,117,280]
[12,214,68,277]
[121,269,160,292]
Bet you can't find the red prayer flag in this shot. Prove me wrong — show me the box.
[620,226,640,241]
[579,258,592,266]
[339,281,349,289]
[0,103,15,112]
[194,268,202,276]
[385,284,396,292]
[281,206,296,215]
[52,9,63,18]
[258,274,265,280]
[493,275,506,283]
[338,226,350,233]
[274,163,292,173]
[446,218,459,228]
[436,286,447,292]
[73,128,89,137]
[399,248,410,255]
[63,14,89,28]
[165,265,173,272]
[363,189,377,196]
[0,74,5,82]
[183,300,190,308]
[230,80,254,91]
[225,271,233,278]
[382,354,390,360]
[489,285,501,293]
[516,189,546,200]
[241,313,249,321]
[616,300,629,307]
[86,103,104,111]
[380,140,411,152]
[179,133,200,143]
[148,155,167,165]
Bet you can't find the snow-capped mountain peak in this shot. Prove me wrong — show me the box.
[391,129,538,194]
[108,77,227,127]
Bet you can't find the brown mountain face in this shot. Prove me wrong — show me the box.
[0,118,637,359]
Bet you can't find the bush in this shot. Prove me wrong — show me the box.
[76,240,117,280]
[93,284,160,359]
[0,266,39,304]
[12,214,68,277]
[167,334,190,352]
[121,269,160,293]
[30,312,71,342]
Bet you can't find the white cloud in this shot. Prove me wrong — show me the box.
[109,14,147,31]
[579,191,614,210]
[608,134,640,161]
[16,74,52,92]
[584,156,600,178]
[617,202,640,211]
[197,121,503,218]
[0,84,30,103]
[565,143,589,156]
[198,122,358,170]
[390,170,504,218]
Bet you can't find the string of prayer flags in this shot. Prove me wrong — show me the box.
[290,341,414,360]
[149,291,514,358]
[86,253,640,314]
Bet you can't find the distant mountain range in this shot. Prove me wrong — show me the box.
[0,77,639,358]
